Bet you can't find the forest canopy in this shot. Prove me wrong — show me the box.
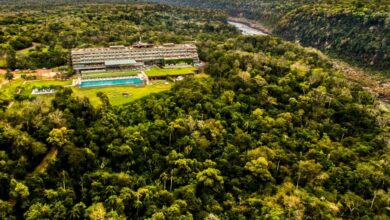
[146,0,390,71]
[0,3,237,70]
[275,2,390,71]
[0,2,389,220]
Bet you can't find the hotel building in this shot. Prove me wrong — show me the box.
[71,42,199,73]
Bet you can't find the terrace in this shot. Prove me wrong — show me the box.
[80,71,139,80]
[145,66,197,78]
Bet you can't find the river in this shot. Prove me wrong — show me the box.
[228,21,268,36]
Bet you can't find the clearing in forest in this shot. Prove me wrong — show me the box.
[34,147,58,173]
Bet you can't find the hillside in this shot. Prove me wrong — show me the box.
[2,0,388,71]
[0,3,236,70]
[275,2,390,71]
[1,8,390,218]
[144,0,390,72]
[0,2,389,220]
[145,0,318,26]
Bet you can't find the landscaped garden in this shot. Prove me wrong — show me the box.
[145,66,197,77]
[72,80,171,106]
[5,78,171,107]
[21,80,72,96]
[1,78,26,99]
[1,65,195,109]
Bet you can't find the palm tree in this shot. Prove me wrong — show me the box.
[69,209,80,220]
[48,110,66,128]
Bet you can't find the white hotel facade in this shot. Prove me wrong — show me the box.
[71,43,200,73]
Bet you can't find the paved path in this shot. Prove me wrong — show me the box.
[0,75,21,88]
[140,71,150,85]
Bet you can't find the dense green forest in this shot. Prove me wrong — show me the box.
[146,0,390,71]
[0,3,389,219]
[276,2,390,71]
[146,0,318,26]
[1,0,388,71]
[0,3,237,70]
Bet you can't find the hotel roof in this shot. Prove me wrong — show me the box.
[71,43,197,53]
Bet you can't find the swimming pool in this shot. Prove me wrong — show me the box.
[80,77,144,88]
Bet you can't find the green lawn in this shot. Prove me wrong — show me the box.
[0,79,71,106]
[145,66,197,77]
[18,47,34,55]
[81,71,139,79]
[18,43,49,55]
[194,73,209,78]
[26,80,72,87]
[21,80,72,96]
[2,78,171,108]
[0,78,25,98]
[72,80,171,106]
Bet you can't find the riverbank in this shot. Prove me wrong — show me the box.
[332,59,390,104]
[228,17,270,34]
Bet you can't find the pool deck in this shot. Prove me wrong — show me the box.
[80,74,148,88]
[139,71,150,85]
[73,72,150,88]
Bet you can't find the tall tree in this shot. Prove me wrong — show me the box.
[6,47,16,70]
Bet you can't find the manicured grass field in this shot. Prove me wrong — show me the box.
[26,80,72,87]
[81,71,139,79]
[145,66,197,77]
[72,80,171,106]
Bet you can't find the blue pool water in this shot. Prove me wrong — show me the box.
[80,78,144,88]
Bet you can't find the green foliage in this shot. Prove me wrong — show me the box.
[1,34,388,219]
[0,3,238,70]
[148,0,390,72]
[146,0,318,26]
[162,58,194,66]
[86,202,107,220]
[275,2,390,71]
[47,127,71,148]
[4,70,13,81]
[9,179,29,199]
[6,47,16,70]
[145,67,197,77]
[0,2,388,220]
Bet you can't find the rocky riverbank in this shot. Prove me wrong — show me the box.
[228,16,270,34]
